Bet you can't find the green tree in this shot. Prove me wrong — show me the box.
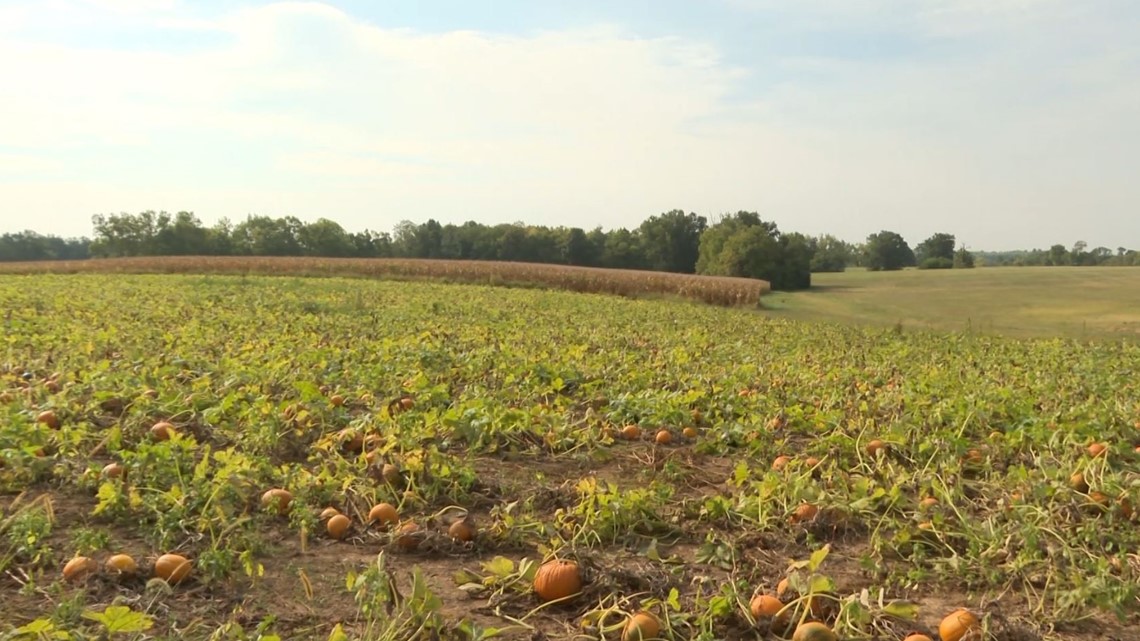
[809,234,852,272]
[297,218,354,257]
[696,212,810,290]
[637,209,706,273]
[915,233,956,267]
[953,247,976,269]
[863,231,915,271]
[561,227,595,266]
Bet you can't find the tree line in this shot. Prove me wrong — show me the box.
[0,210,1134,290]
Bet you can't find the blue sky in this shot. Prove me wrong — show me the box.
[1,0,1138,250]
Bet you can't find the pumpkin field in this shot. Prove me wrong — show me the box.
[1,273,1138,641]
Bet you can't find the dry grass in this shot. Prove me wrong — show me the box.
[0,256,768,306]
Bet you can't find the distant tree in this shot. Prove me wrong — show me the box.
[600,228,647,270]
[155,211,211,255]
[809,234,852,272]
[915,233,956,265]
[863,231,915,271]
[953,247,976,269]
[231,215,302,256]
[637,209,706,273]
[561,227,595,266]
[91,211,169,257]
[1070,240,1088,265]
[696,212,810,290]
[1046,244,1069,266]
[0,231,90,261]
[297,218,354,257]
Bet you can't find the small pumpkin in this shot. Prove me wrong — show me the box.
[381,463,402,486]
[903,635,933,641]
[939,608,980,641]
[1070,472,1089,493]
[919,496,939,509]
[775,577,791,598]
[654,430,672,445]
[327,514,352,539]
[789,503,819,524]
[804,456,821,468]
[62,556,97,582]
[448,518,476,542]
[368,502,399,530]
[865,439,887,457]
[105,554,138,575]
[339,429,364,452]
[319,507,341,521]
[1087,442,1107,458]
[330,394,345,407]
[749,593,784,619]
[399,397,415,411]
[36,410,60,429]
[150,421,175,441]
[682,427,698,439]
[621,611,660,641]
[102,463,125,479]
[394,521,423,550]
[771,455,792,471]
[791,621,837,641]
[260,488,293,515]
[154,553,192,584]
[533,559,582,602]
[621,425,641,440]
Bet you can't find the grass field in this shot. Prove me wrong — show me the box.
[764,267,1140,339]
[1,273,1138,641]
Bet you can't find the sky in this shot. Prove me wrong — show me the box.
[1,0,1138,251]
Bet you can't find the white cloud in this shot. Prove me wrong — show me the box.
[0,0,1138,249]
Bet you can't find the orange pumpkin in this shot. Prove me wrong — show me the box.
[791,621,837,641]
[154,553,192,584]
[789,503,819,524]
[327,514,351,539]
[368,502,399,530]
[654,430,672,445]
[919,496,939,509]
[533,559,581,602]
[621,611,660,641]
[1087,442,1107,458]
[775,577,791,598]
[622,425,642,440]
[319,507,341,521]
[1118,496,1134,520]
[939,609,980,641]
[1070,472,1089,493]
[865,439,887,457]
[804,456,821,468]
[105,554,138,575]
[750,593,784,619]
[682,427,698,439]
[772,455,792,471]
[394,521,423,550]
[102,463,125,479]
[904,635,933,641]
[330,394,345,407]
[399,397,415,411]
[381,463,402,485]
[62,556,97,582]
[150,421,175,441]
[36,410,60,429]
[260,488,293,515]
[449,519,476,542]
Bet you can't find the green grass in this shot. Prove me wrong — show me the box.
[763,266,1140,339]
